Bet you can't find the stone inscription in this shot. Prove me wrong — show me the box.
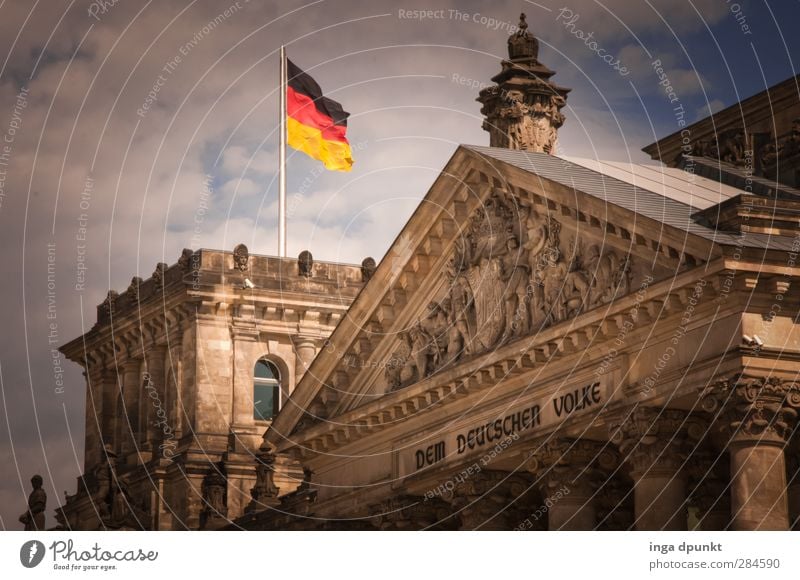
[401,381,603,476]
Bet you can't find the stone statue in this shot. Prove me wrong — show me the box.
[200,463,228,529]
[19,475,46,531]
[233,243,249,272]
[298,250,313,277]
[92,445,116,518]
[500,237,531,340]
[361,257,377,281]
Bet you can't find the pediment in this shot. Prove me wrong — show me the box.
[271,146,722,444]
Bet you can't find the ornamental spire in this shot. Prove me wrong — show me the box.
[477,11,571,154]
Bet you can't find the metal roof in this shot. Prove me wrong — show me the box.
[464,145,796,252]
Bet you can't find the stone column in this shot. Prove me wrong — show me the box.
[119,359,142,459]
[448,470,526,530]
[701,375,800,531]
[687,449,730,530]
[611,407,694,531]
[143,346,167,449]
[527,438,616,530]
[292,336,318,385]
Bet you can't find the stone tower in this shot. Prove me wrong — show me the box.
[477,13,571,154]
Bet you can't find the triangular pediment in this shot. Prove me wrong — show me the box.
[267,146,724,449]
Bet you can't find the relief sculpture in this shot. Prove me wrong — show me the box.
[386,189,634,391]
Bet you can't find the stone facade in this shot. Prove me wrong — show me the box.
[239,139,800,530]
[56,247,367,530]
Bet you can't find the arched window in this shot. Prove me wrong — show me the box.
[253,359,281,421]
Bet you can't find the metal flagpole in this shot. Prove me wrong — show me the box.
[278,45,287,258]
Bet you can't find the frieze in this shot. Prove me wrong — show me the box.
[385,189,633,391]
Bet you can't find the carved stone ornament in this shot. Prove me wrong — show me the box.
[152,262,168,289]
[759,118,800,169]
[100,290,118,319]
[247,444,281,513]
[298,250,313,277]
[361,256,377,282]
[178,248,195,271]
[233,243,249,272]
[700,375,800,444]
[19,474,46,531]
[609,407,700,477]
[127,276,142,302]
[692,128,747,166]
[385,190,633,391]
[477,14,570,155]
[200,463,228,529]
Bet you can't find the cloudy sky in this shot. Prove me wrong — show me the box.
[0,0,798,529]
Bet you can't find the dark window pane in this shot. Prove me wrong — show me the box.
[254,360,279,381]
[254,384,279,421]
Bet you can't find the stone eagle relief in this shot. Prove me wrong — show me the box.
[385,189,633,392]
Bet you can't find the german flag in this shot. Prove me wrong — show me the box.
[287,59,353,172]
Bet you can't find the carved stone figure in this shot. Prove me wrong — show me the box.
[19,475,46,531]
[409,323,434,381]
[233,243,249,272]
[200,463,228,529]
[247,444,280,512]
[361,257,377,281]
[298,250,313,277]
[177,248,194,271]
[152,262,168,289]
[91,445,116,518]
[500,237,530,340]
[127,276,142,302]
[384,189,637,391]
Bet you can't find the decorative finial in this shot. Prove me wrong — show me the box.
[508,11,538,60]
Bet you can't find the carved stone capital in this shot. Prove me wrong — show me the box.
[526,438,617,497]
[610,407,698,478]
[370,495,453,530]
[701,375,800,445]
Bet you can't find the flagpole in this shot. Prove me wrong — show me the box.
[278,45,287,258]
